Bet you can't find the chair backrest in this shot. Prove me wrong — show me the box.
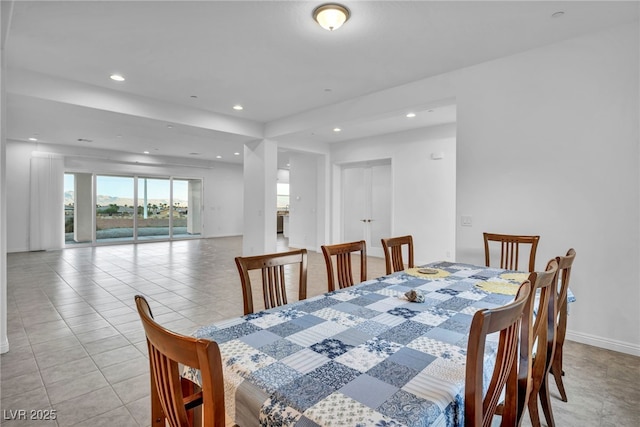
[514,258,558,425]
[465,281,532,427]
[551,248,576,357]
[235,249,308,315]
[321,240,367,292]
[483,232,540,272]
[135,295,225,427]
[381,235,414,275]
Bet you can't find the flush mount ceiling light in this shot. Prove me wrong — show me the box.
[313,3,350,31]
[110,74,125,82]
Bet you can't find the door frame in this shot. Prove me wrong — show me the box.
[331,158,393,258]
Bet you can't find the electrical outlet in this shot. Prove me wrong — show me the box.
[461,215,472,226]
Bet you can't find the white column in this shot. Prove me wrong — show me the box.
[187,179,202,234]
[74,173,93,242]
[242,139,277,255]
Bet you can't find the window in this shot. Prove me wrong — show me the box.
[277,183,289,211]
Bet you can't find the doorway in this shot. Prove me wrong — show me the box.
[341,159,391,257]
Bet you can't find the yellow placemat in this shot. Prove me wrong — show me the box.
[499,272,529,283]
[474,280,519,295]
[405,267,450,279]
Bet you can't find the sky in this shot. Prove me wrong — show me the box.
[64,174,190,201]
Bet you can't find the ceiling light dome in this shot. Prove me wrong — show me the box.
[313,4,350,31]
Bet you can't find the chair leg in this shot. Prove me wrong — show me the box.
[540,376,556,427]
[550,360,568,402]
[528,393,542,427]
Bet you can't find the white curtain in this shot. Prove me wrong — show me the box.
[29,152,64,251]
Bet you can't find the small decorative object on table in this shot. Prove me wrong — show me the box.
[405,289,425,302]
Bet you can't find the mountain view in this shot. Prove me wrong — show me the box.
[64,191,188,207]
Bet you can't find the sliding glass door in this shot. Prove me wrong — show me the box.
[64,173,202,246]
[137,177,170,241]
[96,175,135,243]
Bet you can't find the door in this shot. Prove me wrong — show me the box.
[342,160,391,258]
[137,177,171,241]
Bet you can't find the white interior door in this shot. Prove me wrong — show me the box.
[342,161,391,258]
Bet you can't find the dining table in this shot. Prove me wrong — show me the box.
[182,261,575,427]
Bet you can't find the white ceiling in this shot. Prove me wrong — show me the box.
[4,1,638,166]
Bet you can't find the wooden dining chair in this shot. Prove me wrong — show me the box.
[515,259,559,427]
[547,248,576,404]
[235,249,308,315]
[135,295,226,427]
[381,235,414,275]
[321,240,367,292]
[483,232,540,272]
[465,280,532,427]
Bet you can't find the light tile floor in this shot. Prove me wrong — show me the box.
[1,236,638,426]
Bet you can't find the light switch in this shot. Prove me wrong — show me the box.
[461,215,472,226]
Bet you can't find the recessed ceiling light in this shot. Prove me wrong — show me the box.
[167,124,173,129]
[28,137,38,141]
[428,109,434,113]
[77,138,93,143]
[234,152,240,156]
[333,127,341,132]
[189,152,200,155]
[190,95,198,99]
[552,11,565,18]
[406,112,416,118]
[216,155,222,159]
[143,151,149,154]
[233,105,243,111]
[110,74,125,82]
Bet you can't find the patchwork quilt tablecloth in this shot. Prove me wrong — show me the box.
[183,262,574,427]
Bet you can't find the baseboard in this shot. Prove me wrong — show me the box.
[7,246,29,254]
[566,330,640,357]
[288,242,319,253]
[201,233,242,239]
[0,337,9,354]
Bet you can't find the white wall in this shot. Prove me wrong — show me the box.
[288,152,320,251]
[451,24,639,354]
[331,124,457,265]
[0,4,7,353]
[5,141,244,252]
